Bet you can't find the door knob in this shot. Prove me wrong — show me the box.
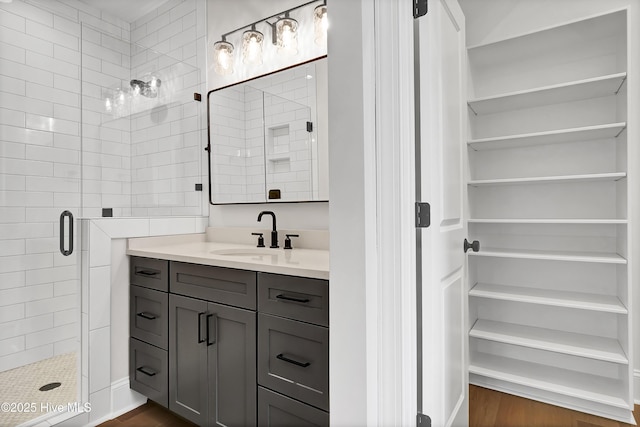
[464,239,480,253]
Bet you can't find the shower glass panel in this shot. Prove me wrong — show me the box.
[0,2,82,426]
[81,24,203,218]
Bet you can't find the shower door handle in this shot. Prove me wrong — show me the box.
[59,210,74,256]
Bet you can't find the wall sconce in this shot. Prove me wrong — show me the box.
[314,2,327,46]
[212,0,326,75]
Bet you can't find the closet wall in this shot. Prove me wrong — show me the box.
[460,0,639,421]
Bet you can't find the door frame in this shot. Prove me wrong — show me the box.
[328,0,418,425]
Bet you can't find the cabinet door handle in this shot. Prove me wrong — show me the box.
[136,312,157,320]
[137,270,158,277]
[198,312,206,343]
[136,366,157,377]
[206,314,217,346]
[276,294,310,304]
[276,353,311,368]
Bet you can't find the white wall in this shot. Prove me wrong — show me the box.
[459,0,640,404]
[207,0,329,229]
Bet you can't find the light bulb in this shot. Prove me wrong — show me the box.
[314,5,328,46]
[276,16,298,55]
[242,29,264,65]
[213,40,234,75]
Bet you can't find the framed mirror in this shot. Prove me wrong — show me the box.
[207,57,328,204]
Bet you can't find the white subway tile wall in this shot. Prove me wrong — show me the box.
[0,0,206,380]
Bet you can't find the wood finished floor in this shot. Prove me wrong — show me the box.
[99,387,640,427]
[470,385,640,427]
[98,400,196,427]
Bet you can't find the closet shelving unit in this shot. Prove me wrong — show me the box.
[465,9,634,423]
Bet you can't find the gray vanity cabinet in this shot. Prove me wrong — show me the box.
[168,263,257,427]
[130,256,328,426]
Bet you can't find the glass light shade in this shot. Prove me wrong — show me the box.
[276,17,298,55]
[242,29,264,65]
[314,5,328,46]
[213,40,235,75]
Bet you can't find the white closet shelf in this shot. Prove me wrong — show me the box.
[469,353,629,409]
[468,123,627,151]
[470,319,628,364]
[468,219,627,224]
[466,11,625,53]
[469,283,627,314]
[467,73,627,115]
[468,172,626,187]
[470,248,627,264]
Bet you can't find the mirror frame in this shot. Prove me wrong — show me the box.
[206,56,328,205]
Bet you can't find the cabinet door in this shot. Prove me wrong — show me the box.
[207,301,257,427]
[169,294,208,426]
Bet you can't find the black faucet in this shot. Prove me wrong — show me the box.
[257,211,278,248]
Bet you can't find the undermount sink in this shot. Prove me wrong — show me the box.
[210,248,278,257]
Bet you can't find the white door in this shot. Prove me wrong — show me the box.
[416,0,468,426]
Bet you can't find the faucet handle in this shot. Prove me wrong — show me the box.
[284,234,299,250]
[251,232,265,248]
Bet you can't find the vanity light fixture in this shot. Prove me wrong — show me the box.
[314,2,328,46]
[211,0,326,75]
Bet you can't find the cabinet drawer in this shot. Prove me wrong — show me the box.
[130,338,168,408]
[258,273,328,327]
[130,285,168,350]
[258,386,328,427]
[258,314,328,411]
[170,261,257,310]
[130,257,168,292]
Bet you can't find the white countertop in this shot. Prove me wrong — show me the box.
[127,231,329,280]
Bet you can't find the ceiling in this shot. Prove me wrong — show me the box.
[78,0,170,23]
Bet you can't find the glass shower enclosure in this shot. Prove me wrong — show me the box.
[0,4,203,424]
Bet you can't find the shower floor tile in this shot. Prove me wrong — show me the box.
[0,352,77,427]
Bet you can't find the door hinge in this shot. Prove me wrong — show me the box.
[306,121,313,132]
[414,0,428,18]
[415,202,430,228]
[417,413,432,426]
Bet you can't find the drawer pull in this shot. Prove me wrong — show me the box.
[276,294,310,304]
[276,353,311,368]
[136,312,157,320]
[136,366,157,377]
[137,270,158,277]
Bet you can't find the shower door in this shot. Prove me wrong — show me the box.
[0,1,83,425]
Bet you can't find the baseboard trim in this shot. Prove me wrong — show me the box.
[110,377,146,419]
